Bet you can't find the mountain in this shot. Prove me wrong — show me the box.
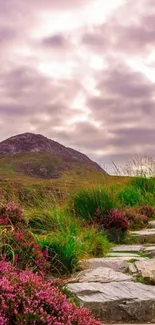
[0,133,106,179]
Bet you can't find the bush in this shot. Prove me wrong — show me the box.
[117,185,142,206]
[123,208,148,230]
[71,187,115,221]
[97,209,129,244]
[0,260,101,325]
[0,202,27,227]
[0,228,49,272]
[138,205,155,219]
[101,209,129,231]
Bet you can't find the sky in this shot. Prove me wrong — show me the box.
[0,0,155,172]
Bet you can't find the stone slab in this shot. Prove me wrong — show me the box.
[68,281,155,323]
[112,245,143,252]
[79,258,129,272]
[69,267,132,283]
[149,221,155,229]
[130,229,155,243]
[107,253,141,258]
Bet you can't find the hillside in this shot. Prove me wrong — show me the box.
[0,133,105,179]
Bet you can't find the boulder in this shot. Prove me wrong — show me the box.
[135,259,155,284]
[67,281,155,322]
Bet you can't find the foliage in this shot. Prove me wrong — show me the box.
[101,209,129,231]
[123,208,148,230]
[93,208,129,244]
[80,227,111,257]
[138,205,155,219]
[37,225,110,275]
[0,227,49,272]
[0,260,101,325]
[0,202,27,227]
[117,185,142,206]
[131,177,155,194]
[38,232,83,275]
[71,187,115,221]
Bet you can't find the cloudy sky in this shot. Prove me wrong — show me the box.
[0,0,155,171]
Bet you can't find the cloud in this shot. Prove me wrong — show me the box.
[0,0,155,168]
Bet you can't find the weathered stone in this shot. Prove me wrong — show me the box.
[130,229,155,243]
[107,252,141,258]
[144,246,155,257]
[149,221,155,229]
[69,267,132,283]
[112,244,143,252]
[135,259,155,284]
[128,263,138,274]
[68,281,155,323]
[78,258,129,272]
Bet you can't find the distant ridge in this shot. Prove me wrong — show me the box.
[0,133,106,179]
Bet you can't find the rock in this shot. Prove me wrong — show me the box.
[67,281,155,323]
[128,263,138,274]
[112,244,143,252]
[149,221,155,229]
[144,246,155,257]
[78,258,129,272]
[69,267,132,283]
[130,229,155,244]
[135,259,155,284]
[107,253,141,258]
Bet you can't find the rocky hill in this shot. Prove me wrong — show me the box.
[0,133,106,179]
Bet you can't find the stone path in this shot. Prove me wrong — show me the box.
[67,221,155,323]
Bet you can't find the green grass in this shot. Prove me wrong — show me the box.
[70,186,115,221]
[33,206,110,275]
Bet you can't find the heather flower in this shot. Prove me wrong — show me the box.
[0,261,101,325]
[101,209,129,232]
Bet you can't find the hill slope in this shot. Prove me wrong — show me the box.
[0,133,106,180]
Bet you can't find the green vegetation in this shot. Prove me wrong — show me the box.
[70,186,115,221]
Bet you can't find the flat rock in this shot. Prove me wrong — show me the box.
[107,253,141,258]
[78,258,129,272]
[68,281,155,323]
[112,244,143,252]
[144,246,155,257]
[69,267,132,283]
[149,221,155,229]
[135,259,155,284]
[130,229,155,243]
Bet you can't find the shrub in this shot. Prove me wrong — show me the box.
[123,208,148,230]
[138,205,155,219]
[97,209,129,244]
[117,185,142,206]
[0,260,101,325]
[102,209,129,231]
[71,187,115,221]
[0,228,49,272]
[0,202,27,228]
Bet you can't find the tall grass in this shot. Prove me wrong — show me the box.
[70,186,115,221]
[33,206,111,275]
